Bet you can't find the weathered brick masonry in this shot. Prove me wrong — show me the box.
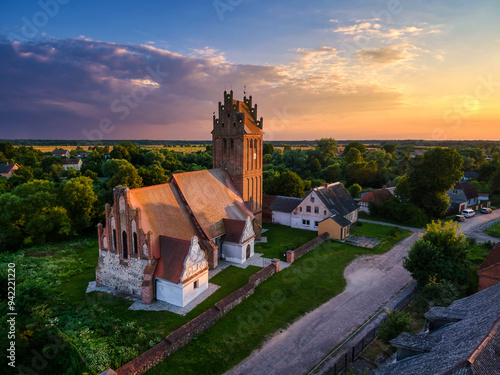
[286,233,330,263]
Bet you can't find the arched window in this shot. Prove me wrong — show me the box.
[133,232,138,255]
[223,139,227,149]
[113,229,117,251]
[221,123,225,127]
[122,231,128,259]
[230,139,234,149]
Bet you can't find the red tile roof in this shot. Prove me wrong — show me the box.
[171,169,254,239]
[222,219,246,243]
[154,236,191,283]
[454,181,479,200]
[478,243,500,272]
[233,99,263,135]
[61,158,81,164]
[360,188,393,205]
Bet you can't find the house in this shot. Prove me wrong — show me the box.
[462,171,479,181]
[477,242,500,291]
[0,163,19,179]
[290,183,358,240]
[447,181,485,214]
[62,158,83,171]
[270,196,303,226]
[374,283,500,375]
[52,149,70,158]
[96,91,264,307]
[77,152,90,159]
[358,188,394,214]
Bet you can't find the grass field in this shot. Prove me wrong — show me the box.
[256,223,318,259]
[147,224,412,375]
[484,221,500,238]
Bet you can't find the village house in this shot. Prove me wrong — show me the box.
[270,196,303,226]
[95,91,264,307]
[0,163,19,179]
[52,149,70,158]
[62,158,83,171]
[447,181,490,214]
[374,283,500,375]
[358,187,394,214]
[289,183,359,240]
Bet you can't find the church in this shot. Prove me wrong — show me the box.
[95,91,264,307]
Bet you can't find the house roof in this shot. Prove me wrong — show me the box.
[52,149,68,155]
[222,218,246,243]
[453,181,479,200]
[463,172,479,179]
[330,214,352,228]
[233,99,263,135]
[171,169,253,240]
[155,236,191,283]
[374,284,500,375]
[270,196,303,213]
[314,183,358,216]
[478,242,500,272]
[61,158,81,165]
[360,188,393,205]
[127,183,201,259]
[0,163,17,173]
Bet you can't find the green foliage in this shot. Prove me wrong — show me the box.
[344,148,363,164]
[413,278,461,314]
[344,161,378,186]
[60,176,98,233]
[263,143,274,155]
[382,143,398,154]
[348,183,362,198]
[378,310,412,344]
[264,171,305,198]
[344,141,367,155]
[320,163,342,183]
[138,164,169,186]
[368,199,428,228]
[403,220,469,288]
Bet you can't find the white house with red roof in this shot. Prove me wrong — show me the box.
[0,163,19,179]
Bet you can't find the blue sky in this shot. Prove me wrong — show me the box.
[1,0,499,140]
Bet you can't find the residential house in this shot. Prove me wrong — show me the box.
[96,91,264,307]
[462,171,479,181]
[0,163,19,179]
[447,181,489,214]
[358,188,394,214]
[62,158,83,171]
[374,283,500,375]
[52,149,70,158]
[477,242,500,291]
[290,183,358,240]
[270,196,303,226]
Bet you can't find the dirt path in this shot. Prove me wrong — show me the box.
[225,233,420,375]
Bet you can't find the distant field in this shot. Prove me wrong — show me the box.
[26,145,208,154]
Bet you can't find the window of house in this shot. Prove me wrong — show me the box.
[314,207,319,214]
[300,207,302,212]
[324,210,327,215]
[194,280,199,289]
[311,196,315,203]
[302,219,310,226]
[314,221,319,227]
[306,206,311,213]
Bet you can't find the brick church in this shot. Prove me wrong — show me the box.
[95,91,263,307]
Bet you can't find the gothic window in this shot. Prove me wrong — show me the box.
[230,139,234,149]
[122,231,128,259]
[113,229,117,251]
[223,139,227,149]
[233,122,236,127]
[222,123,225,127]
[228,113,230,117]
[133,232,138,255]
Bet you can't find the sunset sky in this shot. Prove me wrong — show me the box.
[1,0,499,141]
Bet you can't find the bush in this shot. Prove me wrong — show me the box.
[369,200,428,228]
[413,278,461,314]
[378,310,412,344]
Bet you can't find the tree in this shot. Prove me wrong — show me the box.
[382,143,398,154]
[343,141,366,155]
[264,171,305,198]
[263,143,275,156]
[344,148,363,164]
[403,220,469,288]
[344,161,378,186]
[315,138,337,165]
[403,147,463,218]
[60,176,98,233]
[348,183,362,198]
[378,310,412,344]
[138,164,169,186]
[107,163,143,189]
[321,164,342,183]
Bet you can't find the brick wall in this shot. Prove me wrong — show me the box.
[286,233,330,263]
[105,259,280,375]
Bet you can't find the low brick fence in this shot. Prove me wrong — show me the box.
[102,259,280,375]
[286,233,330,263]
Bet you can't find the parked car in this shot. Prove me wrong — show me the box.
[462,209,476,218]
[454,215,466,222]
[481,207,493,214]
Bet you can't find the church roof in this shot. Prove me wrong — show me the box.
[222,218,246,243]
[171,168,254,240]
[233,99,263,135]
[155,236,192,283]
[128,183,200,259]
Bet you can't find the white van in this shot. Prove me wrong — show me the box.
[461,209,475,218]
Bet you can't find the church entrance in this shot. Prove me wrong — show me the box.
[246,245,251,260]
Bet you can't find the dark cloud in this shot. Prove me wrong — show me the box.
[0,37,404,140]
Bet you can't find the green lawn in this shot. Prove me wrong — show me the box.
[147,225,411,375]
[484,221,500,238]
[358,212,427,229]
[256,223,318,259]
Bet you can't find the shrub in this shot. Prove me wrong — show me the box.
[378,310,412,344]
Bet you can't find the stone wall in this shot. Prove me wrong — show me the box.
[286,233,330,263]
[104,259,280,375]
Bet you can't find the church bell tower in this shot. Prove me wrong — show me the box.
[212,90,263,225]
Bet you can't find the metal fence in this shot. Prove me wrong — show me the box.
[322,284,418,375]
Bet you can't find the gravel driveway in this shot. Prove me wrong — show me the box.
[225,233,420,375]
